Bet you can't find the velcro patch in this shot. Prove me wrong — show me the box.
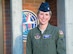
[59,30,64,38]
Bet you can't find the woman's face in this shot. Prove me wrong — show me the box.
[37,11,51,25]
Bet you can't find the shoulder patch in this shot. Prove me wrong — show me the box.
[59,30,64,38]
[59,30,64,35]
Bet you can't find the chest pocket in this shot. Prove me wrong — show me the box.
[32,34,41,46]
[42,34,56,45]
[32,36,42,50]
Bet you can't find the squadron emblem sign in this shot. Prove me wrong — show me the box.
[22,10,37,41]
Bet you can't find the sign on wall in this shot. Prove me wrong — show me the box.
[22,10,37,42]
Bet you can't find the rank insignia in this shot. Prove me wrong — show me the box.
[34,34,41,39]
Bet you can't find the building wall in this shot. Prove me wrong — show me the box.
[46,0,57,26]
[2,0,57,54]
[57,0,73,54]
[65,0,73,54]
[2,0,12,54]
[0,0,3,54]
[22,0,45,14]
[3,0,73,54]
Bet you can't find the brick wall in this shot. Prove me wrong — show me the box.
[2,0,12,54]
[22,0,45,14]
[0,0,3,54]
[46,0,57,26]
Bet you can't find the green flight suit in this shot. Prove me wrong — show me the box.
[26,24,66,54]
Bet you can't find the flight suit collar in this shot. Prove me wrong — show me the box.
[45,23,51,31]
[37,23,51,33]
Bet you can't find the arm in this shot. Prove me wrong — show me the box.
[57,30,66,54]
[26,30,33,54]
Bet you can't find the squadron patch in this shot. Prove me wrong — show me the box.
[34,34,41,39]
[59,30,64,38]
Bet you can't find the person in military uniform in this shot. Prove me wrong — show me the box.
[26,2,66,54]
